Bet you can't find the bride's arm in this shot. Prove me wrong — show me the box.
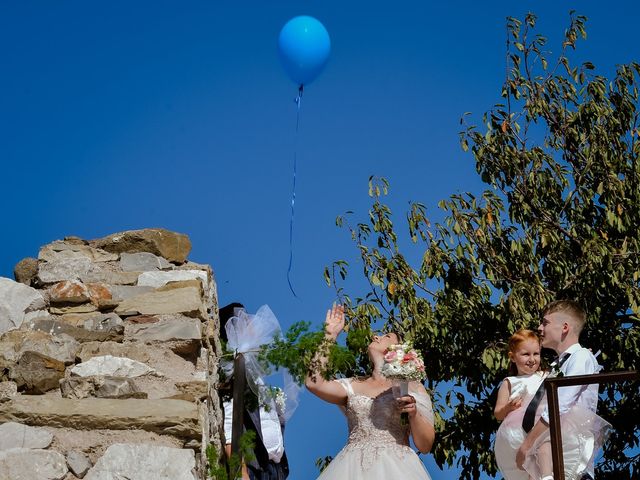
[404,383,435,453]
[304,304,348,406]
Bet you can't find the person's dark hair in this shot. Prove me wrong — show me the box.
[218,302,244,342]
[372,329,404,344]
[389,330,404,344]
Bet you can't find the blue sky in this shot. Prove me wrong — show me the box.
[2,1,639,479]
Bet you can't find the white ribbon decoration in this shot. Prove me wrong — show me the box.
[223,304,300,422]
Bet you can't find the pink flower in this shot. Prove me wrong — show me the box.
[402,351,418,363]
[384,350,398,362]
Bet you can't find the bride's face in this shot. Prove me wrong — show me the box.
[368,332,400,355]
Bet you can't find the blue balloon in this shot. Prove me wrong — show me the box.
[278,16,330,87]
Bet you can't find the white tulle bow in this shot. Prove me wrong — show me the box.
[223,305,300,422]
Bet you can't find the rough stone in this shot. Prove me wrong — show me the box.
[45,427,184,466]
[50,303,98,314]
[13,257,39,286]
[23,332,79,365]
[28,318,124,343]
[37,251,93,284]
[115,286,205,318]
[0,356,10,381]
[95,299,120,311]
[125,317,201,343]
[0,448,68,480]
[1,330,29,363]
[120,252,172,272]
[157,279,203,294]
[84,443,196,480]
[92,378,145,400]
[60,376,147,400]
[1,230,222,473]
[49,280,91,304]
[137,270,208,289]
[75,342,196,383]
[66,450,92,479]
[109,285,154,302]
[62,236,86,245]
[0,422,54,450]
[0,396,200,439]
[91,229,192,264]
[174,380,208,402]
[125,317,202,356]
[76,341,151,364]
[0,381,17,402]
[82,313,124,332]
[24,309,52,323]
[0,329,80,365]
[70,355,159,378]
[195,347,209,372]
[59,376,100,399]
[191,369,207,381]
[126,376,181,400]
[10,351,66,394]
[48,281,112,308]
[86,283,112,306]
[57,313,104,327]
[80,265,139,286]
[0,277,47,334]
[177,262,216,305]
[39,241,118,263]
[125,314,160,324]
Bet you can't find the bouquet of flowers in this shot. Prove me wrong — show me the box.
[381,343,426,425]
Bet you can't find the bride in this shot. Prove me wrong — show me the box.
[305,304,435,479]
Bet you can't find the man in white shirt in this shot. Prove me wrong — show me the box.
[222,381,286,465]
[219,302,289,480]
[516,300,603,480]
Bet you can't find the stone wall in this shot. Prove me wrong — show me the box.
[0,229,224,480]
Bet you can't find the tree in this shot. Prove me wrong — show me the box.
[323,11,640,479]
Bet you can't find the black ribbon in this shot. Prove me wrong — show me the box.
[522,352,572,433]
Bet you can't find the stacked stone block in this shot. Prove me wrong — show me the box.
[0,229,224,480]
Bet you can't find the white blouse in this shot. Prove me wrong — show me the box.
[223,399,285,463]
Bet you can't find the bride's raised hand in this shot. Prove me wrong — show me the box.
[324,304,345,340]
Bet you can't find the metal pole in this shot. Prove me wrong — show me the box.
[231,353,246,457]
[543,370,638,480]
[545,381,565,479]
[544,371,639,388]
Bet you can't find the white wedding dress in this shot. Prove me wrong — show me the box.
[494,373,545,480]
[494,372,611,480]
[316,378,433,479]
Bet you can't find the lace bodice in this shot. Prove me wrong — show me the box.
[335,378,434,469]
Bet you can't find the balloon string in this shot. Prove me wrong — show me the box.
[287,85,304,297]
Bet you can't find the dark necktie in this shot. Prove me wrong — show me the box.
[522,353,571,433]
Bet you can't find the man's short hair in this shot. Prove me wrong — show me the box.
[543,300,586,333]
